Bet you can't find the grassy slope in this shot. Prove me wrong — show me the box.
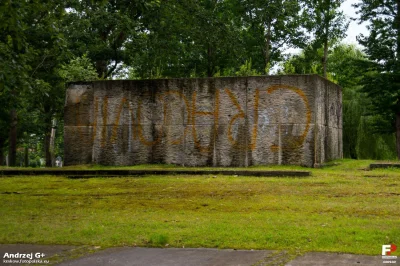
[0,159,399,255]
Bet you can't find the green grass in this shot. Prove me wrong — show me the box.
[0,159,399,256]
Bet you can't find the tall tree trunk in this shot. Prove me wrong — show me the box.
[96,60,108,79]
[396,111,400,160]
[322,0,331,78]
[44,130,51,167]
[44,114,52,167]
[8,108,17,166]
[0,137,4,166]
[24,146,28,167]
[49,118,57,167]
[207,44,213,77]
[395,0,400,160]
[323,38,328,78]
[397,0,400,62]
[264,21,272,75]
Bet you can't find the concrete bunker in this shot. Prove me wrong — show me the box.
[64,75,342,167]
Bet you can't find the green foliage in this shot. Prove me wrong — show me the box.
[303,0,349,76]
[355,0,399,72]
[278,48,322,75]
[356,116,397,160]
[355,0,400,158]
[0,0,67,165]
[59,55,99,82]
[64,0,160,78]
[342,88,365,159]
[126,0,244,78]
[303,0,348,44]
[1,0,399,163]
[235,59,261,76]
[280,43,396,159]
[238,0,304,74]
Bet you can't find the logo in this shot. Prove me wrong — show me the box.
[2,252,49,264]
[382,244,397,264]
[382,245,397,256]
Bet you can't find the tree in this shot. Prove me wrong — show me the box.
[124,0,244,78]
[279,43,396,159]
[23,1,68,167]
[1,0,71,167]
[58,54,99,82]
[0,0,35,166]
[237,0,305,74]
[355,0,400,159]
[304,0,348,77]
[64,0,160,79]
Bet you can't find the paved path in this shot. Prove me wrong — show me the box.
[0,245,397,266]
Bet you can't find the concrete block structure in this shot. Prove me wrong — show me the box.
[64,75,342,167]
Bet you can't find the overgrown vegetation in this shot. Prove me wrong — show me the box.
[1,0,400,164]
[0,160,399,255]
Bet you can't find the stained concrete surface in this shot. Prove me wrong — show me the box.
[286,252,397,266]
[57,248,272,266]
[64,75,342,167]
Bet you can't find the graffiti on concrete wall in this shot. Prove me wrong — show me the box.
[70,84,311,153]
[65,75,343,167]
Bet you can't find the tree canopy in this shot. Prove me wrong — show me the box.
[0,0,399,165]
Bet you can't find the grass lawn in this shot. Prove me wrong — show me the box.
[0,159,399,256]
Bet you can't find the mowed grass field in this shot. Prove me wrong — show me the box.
[0,159,399,256]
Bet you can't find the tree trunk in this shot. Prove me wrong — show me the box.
[395,0,400,160]
[44,115,52,167]
[397,0,400,63]
[323,38,328,78]
[396,111,400,160]
[323,13,329,78]
[24,146,28,167]
[96,60,108,79]
[44,131,51,167]
[207,44,213,77]
[0,137,4,166]
[264,21,272,75]
[8,108,17,166]
[49,118,57,167]
[322,0,331,78]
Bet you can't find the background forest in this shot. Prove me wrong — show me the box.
[1,0,399,167]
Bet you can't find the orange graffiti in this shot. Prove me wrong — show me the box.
[191,90,219,152]
[128,103,138,141]
[225,88,259,150]
[70,85,312,155]
[100,96,108,148]
[267,84,312,152]
[110,97,128,144]
[92,97,99,143]
[137,98,162,146]
[157,91,191,145]
[225,88,245,148]
[250,89,259,150]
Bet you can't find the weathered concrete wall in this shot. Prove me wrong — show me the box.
[64,75,342,167]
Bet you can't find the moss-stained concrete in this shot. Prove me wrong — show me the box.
[64,75,342,167]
